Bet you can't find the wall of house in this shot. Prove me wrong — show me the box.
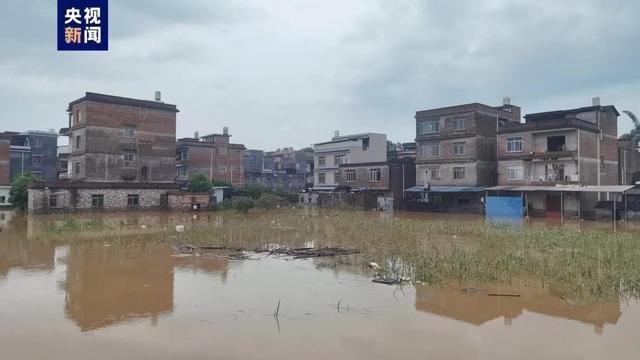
[67,100,176,183]
[531,130,577,152]
[338,164,389,190]
[28,187,170,213]
[0,136,9,186]
[177,143,244,186]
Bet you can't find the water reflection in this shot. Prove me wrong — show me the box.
[415,285,621,334]
[64,244,174,331]
[0,212,55,279]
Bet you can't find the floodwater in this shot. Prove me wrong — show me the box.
[1,210,640,360]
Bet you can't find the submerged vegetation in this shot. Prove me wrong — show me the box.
[35,209,640,301]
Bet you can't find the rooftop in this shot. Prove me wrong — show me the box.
[315,132,385,146]
[415,102,518,119]
[68,92,179,113]
[525,105,619,121]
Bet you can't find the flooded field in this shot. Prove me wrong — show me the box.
[1,209,640,359]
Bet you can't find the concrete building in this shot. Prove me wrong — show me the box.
[495,99,620,218]
[176,128,245,187]
[57,145,71,179]
[8,130,59,182]
[64,92,178,183]
[313,132,387,190]
[411,100,521,213]
[0,133,10,207]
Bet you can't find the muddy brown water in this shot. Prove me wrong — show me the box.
[1,210,639,359]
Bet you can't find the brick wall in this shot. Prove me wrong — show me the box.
[28,187,170,213]
[339,164,389,190]
[178,143,245,186]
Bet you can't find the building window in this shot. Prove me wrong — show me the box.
[453,167,466,180]
[60,160,68,170]
[32,137,43,148]
[421,143,441,157]
[48,194,59,208]
[545,164,564,182]
[454,118,466,130]
[91,194,104,208]
[600,155,606,169]
[32,155,43,165]
[452,142,465,155]
[74,162,82,176]
[180,150,188,160]
[506,137,523,152]
[160,194,169,207]
[369,168,381,182]
[127,194,140,207]
[334,155,346,165]
[177,167,187,177]
[418,119,440,134]
[334,172,340,183]
[0,196,6,204]
[318,156,326,166]
[318,172,326,184]
[427,167,440,181]
[218,147,228,155]
[345,169,356,182]
[124,126,136,138]
[123,151,136,164]
[75,109,83,124]
[507,166,524,181]
[75,135,81,150]
[218,165,228,173]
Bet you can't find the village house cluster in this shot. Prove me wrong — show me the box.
[1,92,638,218]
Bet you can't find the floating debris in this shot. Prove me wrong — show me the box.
[372,278,401,285]
[265,246,359,259]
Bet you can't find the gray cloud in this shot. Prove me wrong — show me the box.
[0,0,639,149]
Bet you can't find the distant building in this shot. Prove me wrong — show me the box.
[410,100,521,213]
[618,134,640,186]
[0,133,10,207]
[57,145,71,179]
[9,130,59,182]
[176,128,245,187]
[243,147,313,191]
[313,132,387,191]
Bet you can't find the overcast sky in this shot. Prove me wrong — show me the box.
[1,0,639,149]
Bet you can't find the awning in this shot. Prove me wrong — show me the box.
[405,186,484,193]
[485,185,634,193]
[312,185,337,191]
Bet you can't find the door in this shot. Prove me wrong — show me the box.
[545,194,561,218]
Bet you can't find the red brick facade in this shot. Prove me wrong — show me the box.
[176,133,245,187]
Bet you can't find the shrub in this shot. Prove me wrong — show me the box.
[255,193,285,211]
[231,196,255,213]
[233,184,265,199]
[9,172,40,210]
[187,173,212,193]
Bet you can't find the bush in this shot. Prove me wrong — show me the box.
[255,193,285,211]
[231,196,255,213]
[187,173,212,193]
[9,172,40,210]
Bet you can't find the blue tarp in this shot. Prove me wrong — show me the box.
[405,186,485,193]
[486,196,523,225]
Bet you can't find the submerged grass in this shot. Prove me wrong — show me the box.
[34,208,640,301]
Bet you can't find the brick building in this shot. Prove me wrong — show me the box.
[494,99,620,218]
[176,128,245,187]
[28,92,182,213]
[64,92,178,183]
[411,100,521,213]
[243,148,313,191]
[618,134,640,185]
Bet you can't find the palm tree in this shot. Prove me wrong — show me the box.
[622,110,640,144]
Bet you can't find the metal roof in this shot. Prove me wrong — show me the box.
[485,185,634,193]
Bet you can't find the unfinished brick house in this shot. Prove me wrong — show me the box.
[411,100,521,213]
[494,99,620,218]
[0,133,10,207]
[176,128,245,187]
[64,92,178,183]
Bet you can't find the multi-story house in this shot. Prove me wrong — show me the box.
[176,128,245,187]
[413,100,521,212]
[496,99,619,218]
[0,133,10,207]
[28,92,180,213]
[243,148,313,191]
[8,130,59,182]
[313,132,387,190]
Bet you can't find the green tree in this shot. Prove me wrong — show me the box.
[10,172,40,210]
[623,110,640,144]
[233,183,265,199]
[211,179,232,187]
[231,196,255,213]
[255,193,285,211]
[187,173,212,193]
